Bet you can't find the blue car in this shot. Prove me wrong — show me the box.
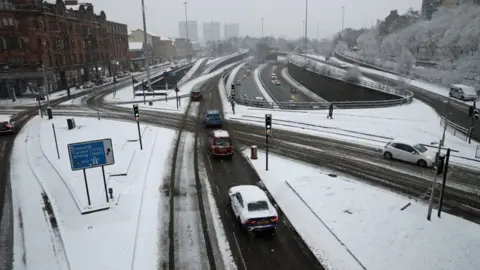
[204,110,223,128]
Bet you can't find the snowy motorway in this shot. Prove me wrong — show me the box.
[1,53,480,270]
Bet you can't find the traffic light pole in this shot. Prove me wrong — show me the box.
[137,120,143,150]
[133,105,143,150]
[265,133,269,171]
[437,148,451,217]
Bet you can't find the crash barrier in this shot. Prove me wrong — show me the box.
[440,117,469,142]
[220,57,413,110]
[203,50,250,74]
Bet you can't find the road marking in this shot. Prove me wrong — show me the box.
[215,184,221,197]
[232,231,248,270]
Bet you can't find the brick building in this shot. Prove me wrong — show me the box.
[0,0,128,98]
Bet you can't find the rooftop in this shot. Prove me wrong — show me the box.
[212,130,229,138]
[128,42,143,51]
[232,185,268,204]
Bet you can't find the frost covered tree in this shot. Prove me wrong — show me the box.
[344,66,361,83]
[395,47,415,75]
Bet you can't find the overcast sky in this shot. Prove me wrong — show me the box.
[84,0,421,39]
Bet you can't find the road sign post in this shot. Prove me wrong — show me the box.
[67,138,115,205]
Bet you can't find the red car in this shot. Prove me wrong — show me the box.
[208,130,233,158]
[191,89,203,101]
[0,120,16,135]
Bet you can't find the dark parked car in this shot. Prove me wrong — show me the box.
[203,110,223,128]
[191,89,203,101]
[0,120,16,135]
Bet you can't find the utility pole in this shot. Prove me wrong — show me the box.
[427,100,449,220]
[261,18,264,38]
[140,0,152,91]
[342,6,345,31]
[184,1,189,59]
[224,20,227,41]
[304,0,308,60]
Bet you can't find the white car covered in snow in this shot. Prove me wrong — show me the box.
[228,185,279,235]
[382,139,436,168]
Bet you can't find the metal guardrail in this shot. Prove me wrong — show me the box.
[440,116,469,141]
[220,63,414,110]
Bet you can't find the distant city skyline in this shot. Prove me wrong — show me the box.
[225,23,240,39]
[178,21,199,42]
[203,21,221,42]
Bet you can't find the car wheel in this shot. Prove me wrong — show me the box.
[417,159,427,168]
[383,152,393,159]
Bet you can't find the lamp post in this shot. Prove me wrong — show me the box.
[426,100,449,220]
[342,6,345,31]
[304,0,308,60]
[183,1,190,59]
[41,40,50,108]
[140,0,152,90]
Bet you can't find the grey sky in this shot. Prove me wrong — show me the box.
[86,0,421,39]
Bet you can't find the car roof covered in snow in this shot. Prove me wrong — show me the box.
[451,84,477,95]
[229,185,268,204]
[212,130,229,138]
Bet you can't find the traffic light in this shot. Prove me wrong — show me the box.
[265,114,272,134]
[474,109,479,120]
[133,104,139,121]
[469,106,474,117]
[231,84,235,90]
[436,155,445,175]
[142,83,148,90]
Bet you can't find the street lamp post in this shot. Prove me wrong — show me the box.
[183,1,190,60]
[140,0,152,91]
[304,0,308,60]
[40,40,50,108]
[342,6,345,31]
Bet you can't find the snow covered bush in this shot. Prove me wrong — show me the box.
[318,65,332,76]
[348,2,480,90]
[344,66,361,83]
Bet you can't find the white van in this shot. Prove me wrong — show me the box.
[449,84,477,101]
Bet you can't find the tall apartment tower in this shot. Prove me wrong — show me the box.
[202,21,221,42]
[178,21,199,42]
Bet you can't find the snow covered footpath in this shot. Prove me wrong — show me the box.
[202,51,245,75]
[243,149,480,270]
[219,76,480,169]
[11,116,175,270]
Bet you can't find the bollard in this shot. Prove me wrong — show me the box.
[251,145,258,160]
[149,101,153,106]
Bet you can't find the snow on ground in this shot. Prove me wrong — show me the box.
[219,74,479,168]
[202,52,244,75]
[243,149,480,270]
[253,63,278,106]
[11,116,176,270]
[177,57,207,86]
[330,55,478,106]
[107,60,245,115]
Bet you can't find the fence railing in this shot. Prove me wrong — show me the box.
[440,117,469,141]
[220,66,414,110]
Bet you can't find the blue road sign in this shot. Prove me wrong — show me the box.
[163,71,169,77]
[68,138,115,171]
[168,71,176,77]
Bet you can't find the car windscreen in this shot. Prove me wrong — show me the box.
[413,144,428,153]
[214,137,231,146]
[207,113,221,119]
[247,201,269,211]
[0,121,9,127]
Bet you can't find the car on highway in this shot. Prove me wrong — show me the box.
[203,109,223,128]
[274,80,281,85]
[228,185,279,235]
[236,80,241,85]
[449,84,477,101]
[83,82,95,89]
[208,130,233,158]
[190,89,203,101]
[0,120,16,135]
[382,139,436,167]
[339,63,348,68]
